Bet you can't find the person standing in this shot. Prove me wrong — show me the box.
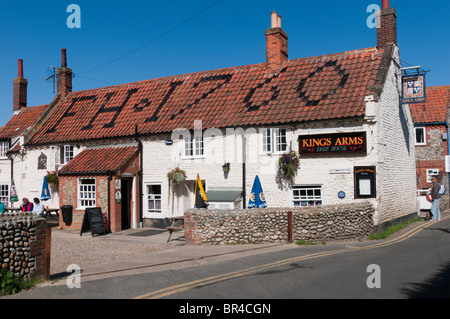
[430,176,442,221]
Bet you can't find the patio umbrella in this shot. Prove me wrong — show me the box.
[194,174,208,208]
[248,175,267,208]
[10,179,19,203]
[41,176,51,201]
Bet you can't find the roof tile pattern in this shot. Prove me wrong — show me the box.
[57,146,138,174]
[28,48,384,145]
[410,85,450,124]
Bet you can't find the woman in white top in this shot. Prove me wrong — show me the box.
[32,197,45,217]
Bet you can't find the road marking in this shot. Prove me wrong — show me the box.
[133,218,447,299]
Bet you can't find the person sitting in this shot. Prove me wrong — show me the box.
[20,198,34,212]
[32,198,45,217]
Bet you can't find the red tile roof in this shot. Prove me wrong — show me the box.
[27,47,387,145]
[410,85,450,124]
[57,146,138,174]
[0,105,47,139]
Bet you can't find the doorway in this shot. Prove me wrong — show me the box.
[121,178,133,230]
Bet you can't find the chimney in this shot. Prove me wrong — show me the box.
[57,48,73,97]
[377,0,397,49]
[266,12,288,70]
[13,59,28,112]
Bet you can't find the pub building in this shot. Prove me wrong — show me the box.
[0,0,417,232]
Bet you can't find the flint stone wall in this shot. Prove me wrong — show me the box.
[0,212,49,279]
[184,202,374,245]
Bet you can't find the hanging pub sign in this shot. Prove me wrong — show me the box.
[402,74,426,104]
[298,132,367,155]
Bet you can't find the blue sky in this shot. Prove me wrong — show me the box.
[1,0,449,127]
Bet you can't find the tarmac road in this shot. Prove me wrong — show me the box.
[3,214,450,302]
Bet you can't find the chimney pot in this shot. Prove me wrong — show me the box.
[61,48,67,68]
[18,59,24,78]
[271,12,278,28]
[382,0,390,9]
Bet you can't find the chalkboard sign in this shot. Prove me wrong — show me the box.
[80,207,107,237]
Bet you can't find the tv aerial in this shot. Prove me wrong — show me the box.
[45,65,57,94]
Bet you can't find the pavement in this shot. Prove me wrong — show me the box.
[44,224,296,286]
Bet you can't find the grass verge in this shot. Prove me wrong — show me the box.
[368,218,422,240]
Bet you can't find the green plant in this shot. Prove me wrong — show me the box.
[46,171,59,185]
[167,167,186,185]
[295,240,317,246]
[278,150,300,183]
[368,218,422,240]
[167,167,186,200]
[0,270,34,296]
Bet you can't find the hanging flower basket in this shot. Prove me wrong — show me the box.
[167,167,186,200]
[278,150,300,183]
[46,171,59,189]
[167,167,186,186]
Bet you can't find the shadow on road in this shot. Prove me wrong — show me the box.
[401,261,450,299]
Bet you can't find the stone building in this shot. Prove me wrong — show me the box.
[1,1,417,232]
[410,85,450,210]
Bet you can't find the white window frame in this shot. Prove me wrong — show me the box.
[183,136,204,159]
[414,127,426,146]
[78,178,96,209]
[292,185,323,207]
[260,128,288,154]
[426,169,439,183]
[62,145,74,164]
[0,141,10,159]
[0,184,9,205]
[145,183,162,215]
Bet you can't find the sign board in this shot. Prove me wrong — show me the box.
[80,207,106,237]
[402,74,426,104]
[298,132,367,155]
[354,166,376,199]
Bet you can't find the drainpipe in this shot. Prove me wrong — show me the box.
[135,125,143,228]
[9,154,14,208]
[234,128,246,208]
[107,171,112,233]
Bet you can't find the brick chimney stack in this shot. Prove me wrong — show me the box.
[57,48,73,97]
[377,0,397,49]
[13,59,28,112]
[266,12,288,70]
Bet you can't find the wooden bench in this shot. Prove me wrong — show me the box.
[166,216,184,242]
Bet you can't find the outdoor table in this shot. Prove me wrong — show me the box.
[45,208,60,217]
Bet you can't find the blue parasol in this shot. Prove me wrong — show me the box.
[41,176,51,201]
[248,175,267,208]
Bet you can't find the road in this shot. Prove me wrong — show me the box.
[4,217,450,305]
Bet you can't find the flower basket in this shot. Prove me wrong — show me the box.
[167,168,186,200]
[167,168,186,186]
[278,150,300,183]
[46,171,59,189]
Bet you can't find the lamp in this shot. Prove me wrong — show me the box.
[222,163,230,173]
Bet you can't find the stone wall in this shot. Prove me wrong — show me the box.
[184,202,374,245]
[0,212,50,280]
